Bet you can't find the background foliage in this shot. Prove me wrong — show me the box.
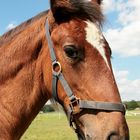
[123,100,140,110]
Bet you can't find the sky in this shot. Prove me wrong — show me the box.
[0,0,140,101]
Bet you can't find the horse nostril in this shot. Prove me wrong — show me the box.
[107,132,119,140]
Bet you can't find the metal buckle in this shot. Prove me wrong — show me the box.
[70,98,81,114]
[52,61,62,76]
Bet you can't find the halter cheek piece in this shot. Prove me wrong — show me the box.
[45,19,126,132]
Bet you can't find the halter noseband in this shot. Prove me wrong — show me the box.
[45,20,126,134]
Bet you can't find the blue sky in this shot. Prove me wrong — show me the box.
[0,0,49,34]
[0,0,140,101]
[102,0,140,101]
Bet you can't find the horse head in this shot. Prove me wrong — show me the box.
[43,0,129,139]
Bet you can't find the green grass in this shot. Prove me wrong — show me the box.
[21,111,140,140]
[21,112,77,140]
[126,110,140,140]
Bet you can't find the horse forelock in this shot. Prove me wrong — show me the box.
[50,0,104,25]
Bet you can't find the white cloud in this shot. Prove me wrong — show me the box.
[102,1,140,101]
[114,70,140,101]
[102,0,115,13]
[102,0,140,57]
[6,22,17,31]
[104,21,140,57]
[117,0,140,25]
[102,0,125,14]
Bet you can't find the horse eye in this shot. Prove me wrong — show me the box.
[64,45,78,59]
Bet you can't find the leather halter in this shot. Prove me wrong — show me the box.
[45,20,126,136]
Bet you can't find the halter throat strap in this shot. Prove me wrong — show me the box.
[45,20,126,128]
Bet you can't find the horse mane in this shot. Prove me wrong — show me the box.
[50,0,104,24]
[0,10,49,47]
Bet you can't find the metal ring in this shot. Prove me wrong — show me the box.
[52,61,62,76]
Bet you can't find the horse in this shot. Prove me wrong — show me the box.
[0,0,129,139]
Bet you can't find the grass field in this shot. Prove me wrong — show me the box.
[21,111,140,140]
[126,110,140,140]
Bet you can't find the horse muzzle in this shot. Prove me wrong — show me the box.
[74,111,129,140]
[77,129,129,140]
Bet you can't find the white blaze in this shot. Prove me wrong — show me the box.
[85,21,109,68]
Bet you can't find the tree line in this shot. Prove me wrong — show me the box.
[123,100,140,110]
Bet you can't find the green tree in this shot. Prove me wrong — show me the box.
[124,100,139,110]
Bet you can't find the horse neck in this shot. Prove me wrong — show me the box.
[0,13,51,139]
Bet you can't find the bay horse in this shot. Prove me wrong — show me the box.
[0,0,129,139]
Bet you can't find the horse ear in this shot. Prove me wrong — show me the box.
[50,0,72,22]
